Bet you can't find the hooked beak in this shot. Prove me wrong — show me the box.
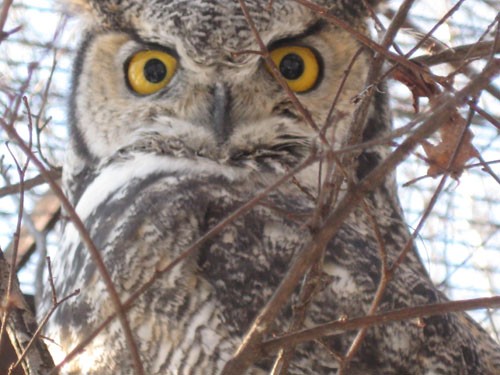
[211,82,231,143]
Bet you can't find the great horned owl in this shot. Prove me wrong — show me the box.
[37,0,500,374]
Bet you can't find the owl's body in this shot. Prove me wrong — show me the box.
[37,1,500,374]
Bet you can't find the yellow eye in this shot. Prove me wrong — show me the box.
[126,50,177,95]
[269,46,320,93]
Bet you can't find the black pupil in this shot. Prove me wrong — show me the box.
[144,58,167,83]
[279,53,304,80]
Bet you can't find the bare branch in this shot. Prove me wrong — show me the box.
[0,251,56,374]
[0,169,61,199]
[260,296,500,355]
[0,102,146,375]
[48,150,320,374]
[413,41,500,67]
[221,58,499,374]
[0,0,14,41]
[9,257,79,375]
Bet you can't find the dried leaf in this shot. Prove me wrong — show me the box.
[392,61,478,179]
[392,64,441,112]
[421,111,479,179]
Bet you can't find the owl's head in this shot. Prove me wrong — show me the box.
[62,0,386,175]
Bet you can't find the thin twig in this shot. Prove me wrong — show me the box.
[339,200,388,372]
[49,150,320,374]
[476,153,500,185]
[390,102,481,274]
[0,0,14,39]
[351,0,417,140]
[0,98,33,357]
[293,0,426,76]
[0,101,146,375]
[9,289,79,374]
[0,251,56,375]
[469,103,500,130]
[0,169,61,198]
[9,257,79,374]
[405,0,466,58]
[236,0,328,145]
[260,296,500,355]
[322,47,365,136]
[221,58,498,374]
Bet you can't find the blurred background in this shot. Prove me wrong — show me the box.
[0,0,498,342]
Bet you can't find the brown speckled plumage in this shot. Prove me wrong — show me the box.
[37,1,500,373]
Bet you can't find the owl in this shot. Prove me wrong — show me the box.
[37,0,500,374]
